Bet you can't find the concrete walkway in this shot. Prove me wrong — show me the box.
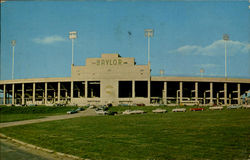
[0,108,97,129]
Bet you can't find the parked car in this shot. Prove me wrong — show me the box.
[122,110,145,115]
[137,103,145,106]
[107,111,118,115]
[95,110,108,115]
[227,105,241,109]
[152,108,167,113]
[172,108,186,112]
[76,107,84,112]
[67,110,77,114]
[190,108,204,111]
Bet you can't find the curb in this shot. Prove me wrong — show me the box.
[0,133,85,160]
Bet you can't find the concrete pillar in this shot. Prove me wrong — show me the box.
[42,91,45,104]
[210,82,213,105]
[22,83,24,105]
[176,90,179,104]
[78,90,80,97]
[224,83,227,105]
[217,92,219,105]
[53,90,56,103]
[71,81,73,102]
[179,82,183,103]
[203,92,206,105]
[12,84,15,105]
[229,93,231,105]
[163,82,167,104]
[195,82,198,102]
[85,81,88,98]
[32,83,36,104]
[237,83,241,105]
[3,84,6,105]
[91,89,93,98]
[45,82,47,104]
[148,80,151,100]
[58,82,60,102]
[132,80,135,98]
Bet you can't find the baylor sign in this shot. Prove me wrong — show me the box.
[96,59,123,66]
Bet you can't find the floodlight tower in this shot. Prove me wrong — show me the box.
[200,68,204,77]
[144,29,154,69]
[69,31,77,66]
[223,34,229,78]
[11,40,16,80]
[160,69,165,76]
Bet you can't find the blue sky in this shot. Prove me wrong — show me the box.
[1,1,249,80]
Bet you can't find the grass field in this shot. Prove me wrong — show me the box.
[0,106,78,123]
[1,107,249,160]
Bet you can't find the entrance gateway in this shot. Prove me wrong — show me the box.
[71,53,151,105]
[0,53,250,106]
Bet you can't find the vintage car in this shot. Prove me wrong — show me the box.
[172,108,186,112]
[227,105,241,109]
[152,108,167,113]
[67,110,78,114]
[190,108,204,111]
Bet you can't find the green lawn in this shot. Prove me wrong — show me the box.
[1,109,249,160]
[0,106,78,123]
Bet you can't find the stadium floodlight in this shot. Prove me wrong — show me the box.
[200,68,204,77]
[11,40,16,80]
[144,29,154,68]
[160,69,165,76]
[69,31,77,66]
[223,34,229,78]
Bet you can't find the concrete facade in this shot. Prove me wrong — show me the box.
[0,53,250,106]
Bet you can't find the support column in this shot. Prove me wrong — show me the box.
[237,83,241,105]
[210,82,213,105]
[179,82,183,103]
[217,92,219,105]
[57,82,60,103]
[85,81,88,98]
[71,81,73,102]
[224,83,227,105]
[195,82,198,102]
[3,84,6,105]
[229,93,231,105]
[203,92,206,105]
[12,84,15,105]
[148,80,151,101]
[33,83,36,104]
[45,83,47,104]
[132,80,135,98]
[22,83,24,105]
[163,82,167,104]
[53,90,56,103]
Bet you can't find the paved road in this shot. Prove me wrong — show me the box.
[0,139,58,160]
[0,108,97,128]
[0,109,97,160]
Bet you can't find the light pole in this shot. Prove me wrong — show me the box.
[144,29,154,69]
[160,69,165,76]
[11,40,16,80]
[69,31,77,66]
[200,68,204,77]
[223,34,229,78]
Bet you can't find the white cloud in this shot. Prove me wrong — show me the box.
[33,35,66,44]
[170,40,249,56]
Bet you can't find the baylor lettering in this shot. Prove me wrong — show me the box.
[96,59,123,66]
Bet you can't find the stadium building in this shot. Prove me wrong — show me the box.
[0,53,250,106]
